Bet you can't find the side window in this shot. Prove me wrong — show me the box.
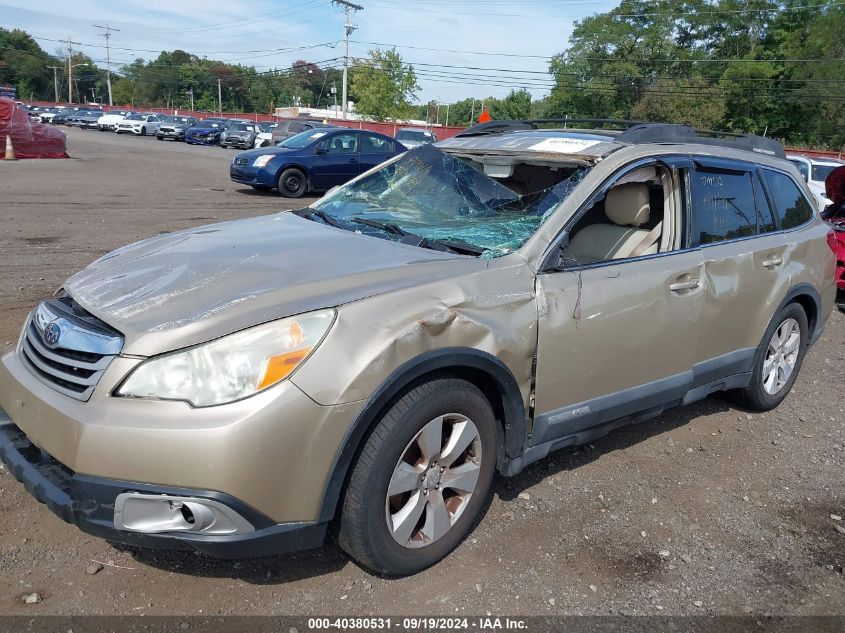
[762,169,814,229]
[753,172,777,234]
[360,133,393,153]
[325,133,358,154]
[288,122,305,134]
[789,160,810,182]
[690,167,757,245]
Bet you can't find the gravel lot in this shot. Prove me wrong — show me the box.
[0,129,842,617]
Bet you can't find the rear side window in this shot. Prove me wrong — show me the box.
[762,170,814,229]
[690,168,758,245]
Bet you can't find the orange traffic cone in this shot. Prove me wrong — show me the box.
[4,134,15,160]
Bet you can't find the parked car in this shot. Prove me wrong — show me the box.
[821,165,845,310]
[38,108,63,124]
[270,118,333,145]
[0,121,835,577]
[50,109,75,125]
[156,115,199,141]
[395,127,437,149]
[787,154,844,210]
[116,113,161,136]
[98,111,130,131]
[230,128,404,196]
[76,110,102,130]
[184,118,228,145]
[220,122,261,149]
[253,121,278,148]
[64,110,96,128]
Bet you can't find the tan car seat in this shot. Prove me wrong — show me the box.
[564,183,660,262]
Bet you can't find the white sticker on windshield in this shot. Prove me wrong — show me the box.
[529,137,602,154]
[311,132,328,139]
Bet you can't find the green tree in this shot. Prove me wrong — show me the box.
[351,48,419,121]
[631,77,726,129]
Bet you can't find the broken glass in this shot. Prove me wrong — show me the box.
[313,144,591,258]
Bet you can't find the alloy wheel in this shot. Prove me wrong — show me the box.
[762,317,801,395]
[385,414,482,549]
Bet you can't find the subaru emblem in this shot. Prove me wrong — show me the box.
[43,321,61,349]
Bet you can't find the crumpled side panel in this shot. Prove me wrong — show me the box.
[292,259,538,411]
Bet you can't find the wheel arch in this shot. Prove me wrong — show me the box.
[317,348,527,523]
[777,283,821,343]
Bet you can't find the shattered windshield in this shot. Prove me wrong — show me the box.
[312,143,589,258]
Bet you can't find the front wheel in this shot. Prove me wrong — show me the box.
[140,126,146,136]
[729,303,808,411]
[338,378,496,575]
[277,168,307,198]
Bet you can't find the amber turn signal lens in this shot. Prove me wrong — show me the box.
[257,348,312,390]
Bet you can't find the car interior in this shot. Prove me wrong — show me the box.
[561,164,679,265]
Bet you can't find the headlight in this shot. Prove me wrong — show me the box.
[253,155,273,168]
[116,310,335,407]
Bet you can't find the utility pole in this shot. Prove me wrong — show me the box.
[445,103,450,127]
[470,99,475,124]
[47,66,61,103]
[59,36,81,104]
[93,24,119,107]
[218,78,222,115]
[332,0,362,120]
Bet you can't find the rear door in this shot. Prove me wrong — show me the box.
[688,158,788,378]
[358,132,397,173]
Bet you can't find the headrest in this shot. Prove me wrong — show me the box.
[605,183,651,227]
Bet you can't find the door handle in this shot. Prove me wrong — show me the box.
[763,255,783,269]
[669,277,700,292]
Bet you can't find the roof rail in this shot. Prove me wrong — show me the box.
[455,119,786,159]
[456,118,645,137]
[616,123,785,159]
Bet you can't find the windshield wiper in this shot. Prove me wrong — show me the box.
[351,217,407,236]
[294,208,346,229]
[421,238,484,256]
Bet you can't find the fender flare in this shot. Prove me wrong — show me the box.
[776,283,822,344]
[316,348,528,523]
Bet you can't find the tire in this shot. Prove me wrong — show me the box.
[337,377,497,575]
[140,126,146,136]
[729,303,809,411]
[156,135,163,141]
[277,168,307,198]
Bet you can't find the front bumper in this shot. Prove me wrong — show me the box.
[185,134,221,145]
[0,418,327,558]
[221,138,253,149]
[0,348,362,526]
[116,126,143,135]
[158,128,186,140]
[230,164,275,187]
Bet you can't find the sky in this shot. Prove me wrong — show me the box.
[0,0,620,104]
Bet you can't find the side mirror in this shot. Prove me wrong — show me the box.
[315,146,328,155]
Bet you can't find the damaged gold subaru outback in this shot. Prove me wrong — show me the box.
[0,121,836,575]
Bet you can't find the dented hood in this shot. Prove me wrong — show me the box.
[64,212,475,356]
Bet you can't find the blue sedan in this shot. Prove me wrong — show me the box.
[230,128,406,197]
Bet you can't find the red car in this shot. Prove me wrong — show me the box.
[823,165,845,310]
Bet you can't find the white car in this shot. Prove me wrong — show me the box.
[98,111,130,132]
[787,154,844,209]
[116,113,162,136]
[253,121,278,148]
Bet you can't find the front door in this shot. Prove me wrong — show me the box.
[310,132,360,189]
[531,160,704,446]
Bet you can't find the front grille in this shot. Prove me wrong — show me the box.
[19,298,123,402]
[160,127,175,133]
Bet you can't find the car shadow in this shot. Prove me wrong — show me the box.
[495,394,737,501]
[112,538,350,584]
[114,395,737,583]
